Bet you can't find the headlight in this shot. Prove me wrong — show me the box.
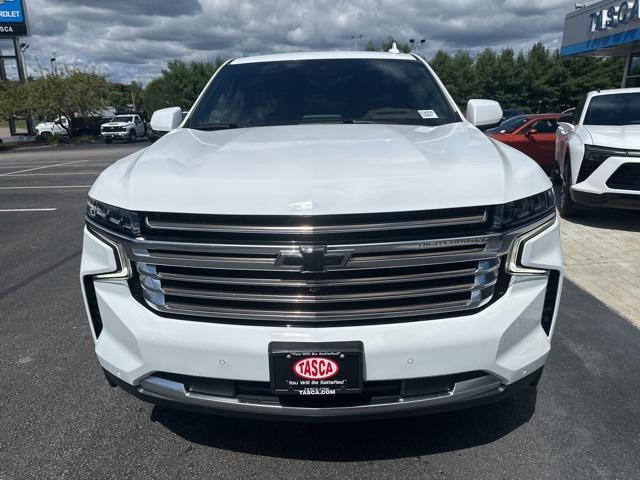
[495,189,557,275]
[493,189,555,231]
[86,197,141,237]
[583,144,626,164]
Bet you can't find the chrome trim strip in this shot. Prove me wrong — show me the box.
[507,217,556,276]
[146,277,495,304]
[88,228,132,280]
[137,260,500,287]
[138,373,503,418]
[144,211,488,235]
[155,296,490,322]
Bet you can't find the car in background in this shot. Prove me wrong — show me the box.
[100,113,147,144]
[501,108,527,122]
[487,114,562,172]
[555,88,640,216]
[35,116,69,138]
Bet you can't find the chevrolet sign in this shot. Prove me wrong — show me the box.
[0,0,28,38]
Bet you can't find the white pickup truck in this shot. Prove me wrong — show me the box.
[100,113,147,143]
[35,116,69,137]
[81,51,562,420]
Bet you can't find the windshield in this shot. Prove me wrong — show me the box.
[496,115,529,133]
[111,116,133,123]
[187,59,460,130]
[583,93,640,126]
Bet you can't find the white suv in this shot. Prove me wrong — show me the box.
[100,114,147,144]
[81,52,563,420]
[555,88,640,216]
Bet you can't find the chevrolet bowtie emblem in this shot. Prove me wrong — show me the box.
[275,247,353,272]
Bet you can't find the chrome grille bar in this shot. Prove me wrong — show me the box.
[144,211,488,235]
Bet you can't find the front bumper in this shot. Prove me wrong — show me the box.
[101,131,129,138]
[80,218,563,419]
[104,366,543,421]
[572,156,640,209]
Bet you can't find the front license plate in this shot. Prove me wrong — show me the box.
[269,342,364,396]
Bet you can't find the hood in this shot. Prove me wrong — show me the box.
[102,121,131,127]
[583,125,640,150]
[90,123,550,216]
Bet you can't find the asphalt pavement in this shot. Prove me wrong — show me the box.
[0,141,639,480]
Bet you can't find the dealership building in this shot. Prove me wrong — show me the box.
[562,0,640,87]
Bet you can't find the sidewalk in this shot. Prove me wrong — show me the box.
[560,208,640,327]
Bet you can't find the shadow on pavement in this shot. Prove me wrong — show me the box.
[552,185,640,233]
[150,388,537,460]
[564,207,639,232]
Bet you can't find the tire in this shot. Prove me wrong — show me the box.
[550,163,562,186]
[104,138,112,144]
[40,131,52,139]
[559,157,581,218]
[128,130,136,143]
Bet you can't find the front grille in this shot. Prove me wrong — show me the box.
[120,207,511,327]
[102,126,126,133]
[606,163,640,191]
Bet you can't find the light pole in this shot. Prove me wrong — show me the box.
[19,43,29,79]
[350,34,363,50]
[13,39,35,136]
[410,38,426,51]
[50,51,57,75]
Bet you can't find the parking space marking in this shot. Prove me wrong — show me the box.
[0,185,91,190]
[5,172,104,176]
[0,208,57,212]
[0,160,88,177]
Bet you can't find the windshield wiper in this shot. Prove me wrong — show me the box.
[191,123,240,131]
[300,115,376,125]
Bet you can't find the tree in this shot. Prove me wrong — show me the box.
[0,69,111,136]
[427,44,624,113]
[141,58,226,113]
[110,82,144,113]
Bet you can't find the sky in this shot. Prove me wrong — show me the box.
[2,0,577,84]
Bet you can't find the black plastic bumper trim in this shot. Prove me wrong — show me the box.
[571,190,640,210]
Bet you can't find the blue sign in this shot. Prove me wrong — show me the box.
[0,0,28,37]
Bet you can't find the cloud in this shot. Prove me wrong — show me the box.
[8,0,572,84]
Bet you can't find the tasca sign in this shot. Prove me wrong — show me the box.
[562,0,640,56]
[0,0,29,37]
[590,0,640,32]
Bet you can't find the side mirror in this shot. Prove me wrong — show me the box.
[525,128,538,136]
[466,99,503,130]
[150,107,183,133]
[557,122,575,132]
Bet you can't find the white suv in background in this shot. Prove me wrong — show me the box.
[100,114,147,144]
[555,88,640,216]
[81,52,562,420]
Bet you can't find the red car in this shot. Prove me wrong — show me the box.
[487,114,562,172]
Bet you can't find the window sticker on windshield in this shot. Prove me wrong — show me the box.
[418,110,438,119]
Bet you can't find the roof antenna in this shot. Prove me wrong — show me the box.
[388,42,400,54]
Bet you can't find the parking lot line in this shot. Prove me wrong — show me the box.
[0,160,88,177]
[0,185,91,190]
[5,172,104,176]
[0,208,57,212]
